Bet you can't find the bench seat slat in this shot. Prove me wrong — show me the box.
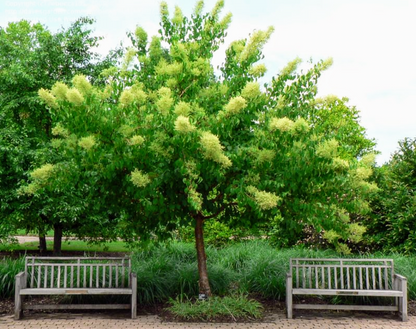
[293,304,398,312]
[293,288,404,297]
[24,304,131,310]
[19,288,133,295]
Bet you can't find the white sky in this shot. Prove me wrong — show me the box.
[1,0,415,165]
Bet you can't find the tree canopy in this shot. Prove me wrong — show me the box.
[0,17,119,251]
[20,0,378,294]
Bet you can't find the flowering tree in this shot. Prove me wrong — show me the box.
[30,1,376,295]
[0,18,119,252]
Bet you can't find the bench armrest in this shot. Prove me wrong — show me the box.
[15,272,27,289]
[394,273,407,282]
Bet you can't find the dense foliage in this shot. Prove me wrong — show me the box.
[0,18,119,251]
[365,138,416,253]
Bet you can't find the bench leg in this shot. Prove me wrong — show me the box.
[400,282,408,321]
[286,274,293,319]
[131,273,137,319]
[15,272,26,320]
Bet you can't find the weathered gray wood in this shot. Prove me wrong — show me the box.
[15,256,137,320]
[293,288,404,297]
[24,304,130,310]
[286,273,293,319]
[287,258,408,321]
[294,304,398,311]
[131,272,137,319]
[14,272,26,320]
[395,274,408,321]
[20,288,133,295]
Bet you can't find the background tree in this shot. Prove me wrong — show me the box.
[0,18,119,253]
[30,0,376,295]
[365,138,416,253]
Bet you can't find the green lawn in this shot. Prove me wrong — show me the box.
[0,239,136,253]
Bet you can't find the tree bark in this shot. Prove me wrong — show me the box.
[53,223,63,256]
[194,214,212,297]
[38,234,47,255]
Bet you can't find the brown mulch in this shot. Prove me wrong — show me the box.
[2,296,415,321]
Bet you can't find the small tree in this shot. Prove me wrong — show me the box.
[33,0,376,294]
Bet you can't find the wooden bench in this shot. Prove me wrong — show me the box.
[15,257,137,319]
[286,258,408,321]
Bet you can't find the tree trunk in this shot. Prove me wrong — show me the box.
[195,214,212,298]
[38,234,47,255]
[53,223,63,256]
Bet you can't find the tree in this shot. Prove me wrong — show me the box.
[0,18,119,253]
[31,0,376,295]
[365,138,416,253]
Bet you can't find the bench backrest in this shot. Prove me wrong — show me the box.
[24,257,132,289]
[290,258,395,290]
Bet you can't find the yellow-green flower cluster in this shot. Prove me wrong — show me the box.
[51,82,69,101]
[119,125,135,137]
[52,123,69,138]
[174,101,192,116]
[348,223,366,243]
[269,117,294,132]
[149,36,163,59]
[200,132,232,168]
[257,149,275,164]
[174,116,196,133]
[160,1,169,18]
[78,135,96,150]
[332,157,349,171]
[190,58,211,77]
[351,166,372,180]
[291,118,310,134]
[135,26,148,44]
[19,182,40,195]
[224,96,247,116]
[239,26,274,63]
[193,0,204,15]
[119,89,135,108]
[72,75,92,95]
[360,153,376,167]
[247,185,280,210]
[323,229,340,244]
[249,64,267,77]
[320,57,333,71]
[172,6,183,25]
[211,0,224,18]
[131,85,148,105]
[66,88,84,106]
[38,88,58,109]
[51,139,63,148]
[316,138,339,159]
[31,164,55,181]
[156,59,183,76]
[280,57,302,76]
[122,48,137,71]
[129,135,145,146]
[130,169,151,188]
[157,96,174,116]
[241,82,261,100]
[219,12,232,30]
